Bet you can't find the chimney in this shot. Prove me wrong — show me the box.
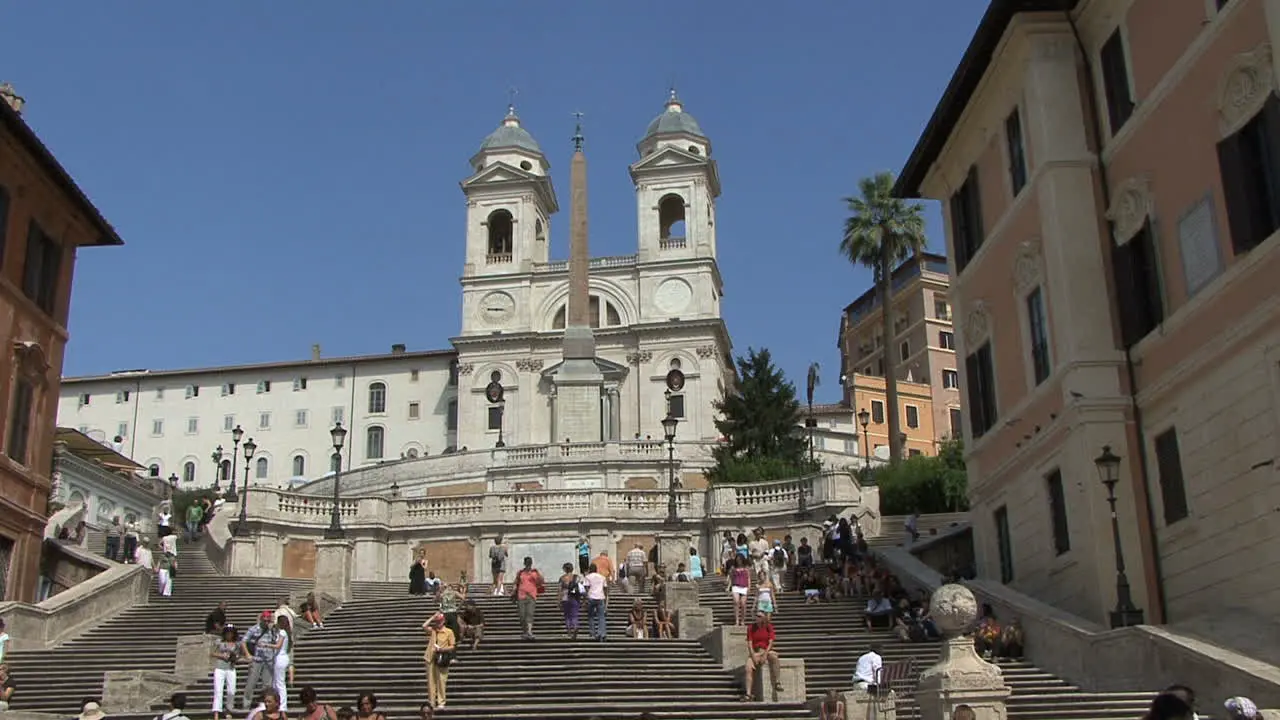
[311,344,321,361]
[391,343,406,355]
[0,83,25,114]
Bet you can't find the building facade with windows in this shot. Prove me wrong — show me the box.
[836,251,962,447]
[58,95,740,492]
[0,87,124,601]
[895,0,1280,626]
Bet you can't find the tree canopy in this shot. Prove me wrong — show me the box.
[873,438,969,515]
[839,171,927,462]
[708,347,817,484]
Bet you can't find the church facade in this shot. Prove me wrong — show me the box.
[56,94,733,488]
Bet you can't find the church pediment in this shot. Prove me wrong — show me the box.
[541,355,630,381]
[629,146,706,173]
[462,161,538,186]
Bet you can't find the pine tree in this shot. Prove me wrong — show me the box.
[708,347,814,483]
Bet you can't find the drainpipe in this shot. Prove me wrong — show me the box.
[1068,14,1169,624]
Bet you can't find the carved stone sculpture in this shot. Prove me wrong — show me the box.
[914,584,1012,720]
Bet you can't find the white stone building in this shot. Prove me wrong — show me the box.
[57,94,735,489]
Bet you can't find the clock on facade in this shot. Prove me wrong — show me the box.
[654,278,692,316]
[478,291,516,326]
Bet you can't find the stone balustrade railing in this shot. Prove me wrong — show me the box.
[294,440,716,498]
[237,469,874,530]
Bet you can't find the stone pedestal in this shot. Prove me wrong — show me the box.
[698,624,748,670]
[103,670,186,713]
[227,536,259,576]
[844,688,897,720]
[314,539,355,603]
[173,633,216,680]
[675,607,713,639]
[733,657,806,703]
[665,579,700,613]
[915,585,1012,720]
[657,532,693,574]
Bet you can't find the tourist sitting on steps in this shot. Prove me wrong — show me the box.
[299,592,324,630]
[296,685,337,720]
[864,589,894,630]
[852,645,882,692]
[422,572,441,599]
[353,692,385,720]
[973,604,1001,659]
[247,690,284,720]
[818,689,844,720]
[458,599,485,650]
[77,701,105,720]
[1144,692,1195,720]
[156,692,191,720]
[626,598,648,639]
[653,603,674,639]
[0,663,13,712]
[743,612,783,702]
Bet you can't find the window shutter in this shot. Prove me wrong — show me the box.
[1217,134,1255,255]
[1261,93,1280,233]
[950,192,970,270]
[966,166,985,244]
[965,351,986,437]
[1111,241,1143,347]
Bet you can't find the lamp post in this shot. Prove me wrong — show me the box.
[858,408,871,471]
[1094,445,1145,628]
[233,438,256,536]
[167,473,179,499]
[226,425,244,502]
[211,446,224,493]
[662,412,680,527]
[495,399,506,448]
[324,423,349,539]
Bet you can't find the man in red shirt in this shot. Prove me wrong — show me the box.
[743,611,783,701]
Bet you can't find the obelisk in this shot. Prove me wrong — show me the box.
[554,116,604,442]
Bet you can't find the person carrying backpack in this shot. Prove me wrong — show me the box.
[558,562,584,639]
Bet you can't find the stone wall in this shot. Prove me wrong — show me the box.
[419,539,473,584]
[426,481,485,496]
[0,561,150,650]
[281,539,317,579]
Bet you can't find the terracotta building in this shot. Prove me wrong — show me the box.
[837,250,962,448]
[895,0,1280,627]
[0,85,124,601]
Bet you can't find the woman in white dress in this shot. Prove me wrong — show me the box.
[271,616,292,710]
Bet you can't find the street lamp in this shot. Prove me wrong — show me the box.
[167,473,179,499]
[495,399,506,448]
[226,425,244,502]
[662,412,680,527]
[324,423,349,539]
[211,445,224,492]
[857,408,871,469]
[233,438,256,536]
[1094,444,1145,628]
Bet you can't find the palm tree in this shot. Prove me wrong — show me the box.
[839,171,927,462]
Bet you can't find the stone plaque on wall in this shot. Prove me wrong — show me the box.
[1178,196,1223,296]
[509,540,576,576]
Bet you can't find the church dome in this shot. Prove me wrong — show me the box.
[480,106,543,154]
[642,90,705,140]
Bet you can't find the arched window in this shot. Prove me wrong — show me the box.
[368,382,387,414]
[292,455,306,476]
[553,306,566,329]
[219,459,231,481]
[486,209,514,258]
[605,301,621,326]
[255,457,269,479]
[658,194,687,241]
[446,399,458,431]
[182,461,196,484]
[330,453,341,473]
[148,464,160,477]
[367,426,385,460]
[535,218,545,244]
[554,295,622,330]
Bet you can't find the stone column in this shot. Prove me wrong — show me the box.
[914,584,1011,720]
[314,539,355,603]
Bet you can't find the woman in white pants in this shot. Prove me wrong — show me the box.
[271,616,292,710]
[210,626,239,720]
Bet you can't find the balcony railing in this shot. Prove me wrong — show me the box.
[659,237,687,250]
[485,252,512,264]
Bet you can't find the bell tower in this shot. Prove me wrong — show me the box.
[630,91,721,262]
[461,105,559,278]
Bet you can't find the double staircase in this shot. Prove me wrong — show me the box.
[7,542,1160,720]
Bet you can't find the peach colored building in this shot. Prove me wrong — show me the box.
[894,0,1280,627]
[837,251,962,445]
[0,87,123,601]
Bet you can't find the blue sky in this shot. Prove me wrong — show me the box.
[2,2,983,403]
